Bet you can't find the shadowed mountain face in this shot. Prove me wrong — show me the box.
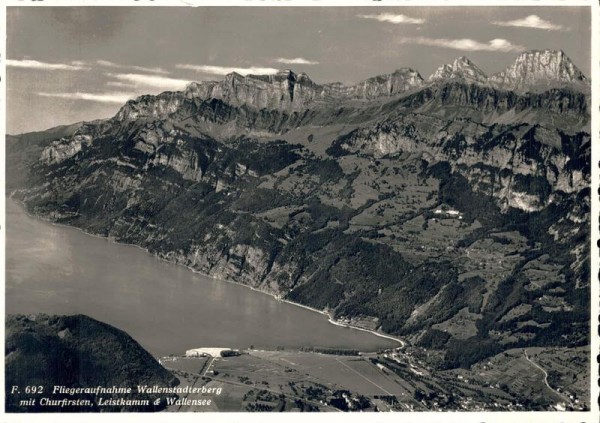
[7,50,590,369]
[5,314,178,412]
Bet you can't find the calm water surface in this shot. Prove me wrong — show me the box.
[6,200,396,356]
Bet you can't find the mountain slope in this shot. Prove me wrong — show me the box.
[5,314,177,412]
[7,50,590,370]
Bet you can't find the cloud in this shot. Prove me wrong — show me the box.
[396,36,525,52]
[176,64,279,76]
[37,91,133,104]
[106,81,137,89]
[106,73,191,91]
[358,13,424,25]
[7,59,89,71]
[96,60,170,74]
[492,15,565,31]
[275,57,319,65]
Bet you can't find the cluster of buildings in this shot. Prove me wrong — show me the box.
[185,347,240,357]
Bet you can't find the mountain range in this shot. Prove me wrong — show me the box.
[115,49,588,120]
[7,49,590,370]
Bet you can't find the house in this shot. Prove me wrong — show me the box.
[185,347,235,357]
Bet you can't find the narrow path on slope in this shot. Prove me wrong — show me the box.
[523,349,572,407]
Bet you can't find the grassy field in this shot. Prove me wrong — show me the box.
[164,356,210,375]
[161,350,418,411]
[449,346,590,410]
[158,342,589,412]
[431,307,481,340]
[254,351,409,396]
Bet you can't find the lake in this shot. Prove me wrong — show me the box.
[5,200,397,356]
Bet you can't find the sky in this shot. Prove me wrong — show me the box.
[6,6,591,134]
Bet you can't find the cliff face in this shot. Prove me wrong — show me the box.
[7,50,590,369]
[40,134,93,165]
[333,68,424,99]
[329,109,589,211]
[116,91,187,122]
[185,70,320,111]
[119,68,425,121]
[489,49,589,91]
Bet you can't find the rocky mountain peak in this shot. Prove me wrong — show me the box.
[278,68,296,78]
[224,71,245,82]
[429,56,487,83]
[342,68,424,100]
[489,49,588,91]
[296,72,313,83]
[392,67,423,77]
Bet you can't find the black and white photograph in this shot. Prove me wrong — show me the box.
[2,1,597,420]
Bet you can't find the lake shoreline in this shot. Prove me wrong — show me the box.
[7,196,404,350]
